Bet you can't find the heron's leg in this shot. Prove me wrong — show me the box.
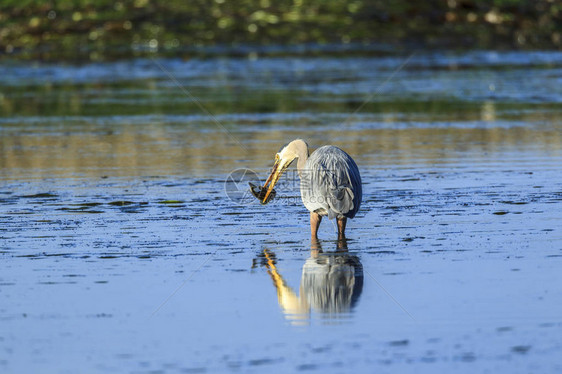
[310,212,322,239]
[336,237,348,251]
[337,217,347,240]
[310,237,322,257]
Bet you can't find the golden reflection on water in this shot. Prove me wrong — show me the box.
[1,121,561,180]
[259,240,363,325]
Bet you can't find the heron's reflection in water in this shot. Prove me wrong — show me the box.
[256,239,363,325]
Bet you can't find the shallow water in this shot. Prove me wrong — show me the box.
[1,51,562,373]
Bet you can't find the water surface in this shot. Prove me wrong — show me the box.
[1,51,562,373]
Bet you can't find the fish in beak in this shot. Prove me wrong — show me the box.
[249,182,276,204]
[259,155,294,204]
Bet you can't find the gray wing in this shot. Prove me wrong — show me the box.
[300,145,362,219]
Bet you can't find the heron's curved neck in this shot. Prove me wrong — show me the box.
[284,139,309,177]
[295,146,308,177]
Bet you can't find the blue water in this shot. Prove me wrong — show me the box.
[1,50,562,373]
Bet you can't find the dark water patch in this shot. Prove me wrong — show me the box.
[511,345,531,354]
[77,210,104,214]
[58,207,104,213]
[296,364,317,371]
[18,252,76,258]
[0,197,19,204]
[182,368,207,373]
[157,200,185,204]
[459,352,476,362]
[497,326,513,332]
[365,198,385,203]
[389,339,409,346]
[203,242,232,248]
[192,179,214,184]
[92,313,112,318]
[501,201,528,205]
[190,198,211,203]
[19,193,58,199]
[493,211,509,215]
[248,358,278,366]
[70,202,103,207]
[366,251,396,255]
[120,209,145,214]
[108,201,138,206]
[106,201,149,214]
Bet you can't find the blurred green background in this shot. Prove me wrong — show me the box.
[1,0,561,60]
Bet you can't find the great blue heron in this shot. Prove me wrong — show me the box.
[258,139,362,240]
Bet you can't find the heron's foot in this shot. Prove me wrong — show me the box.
[310,237,322,255]
[337,237,348,251]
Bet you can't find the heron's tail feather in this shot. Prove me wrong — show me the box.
[327,186,355,219]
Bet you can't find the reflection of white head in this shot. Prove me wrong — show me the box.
[300,255,362,315]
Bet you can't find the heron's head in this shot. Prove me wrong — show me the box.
[261,139,308,204]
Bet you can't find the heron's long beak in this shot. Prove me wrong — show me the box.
[262,157,291,204]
